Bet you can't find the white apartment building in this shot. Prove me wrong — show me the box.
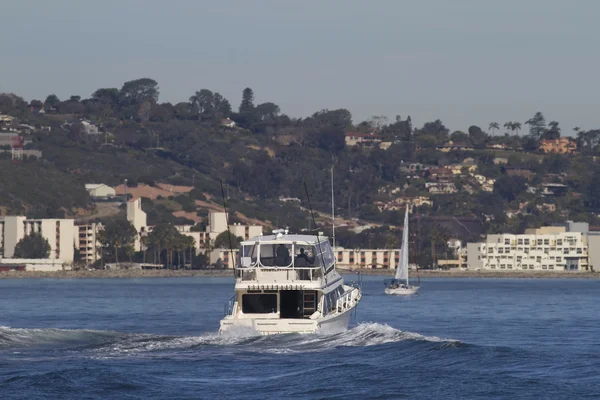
[75,223,102,263]
[126,199,263,255]
[467,226,588,272]
[127,198,147,251]
[0,216,75,262]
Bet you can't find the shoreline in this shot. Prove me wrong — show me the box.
[338,269,600,279]
[0,268,599,280]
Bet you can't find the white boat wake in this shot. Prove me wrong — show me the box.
[0,323,460,358]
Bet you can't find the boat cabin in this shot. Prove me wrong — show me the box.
[237,233,335,271]
[224,233,351,320]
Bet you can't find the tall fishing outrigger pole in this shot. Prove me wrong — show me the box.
[220,180,235,272]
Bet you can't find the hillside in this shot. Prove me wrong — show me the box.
[2,80,600,267]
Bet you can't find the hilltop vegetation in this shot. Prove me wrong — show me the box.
[3,78,600,266]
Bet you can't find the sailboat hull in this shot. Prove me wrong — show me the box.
[385,286,419,296]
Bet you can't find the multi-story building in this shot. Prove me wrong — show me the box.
[466,226,588,272]
[126,199,263,256]
[75,223,102,263]
[336,248,401,270]
[127,198,147,251]
[0,216,75,262]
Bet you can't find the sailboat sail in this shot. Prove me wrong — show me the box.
[394,208,409,282]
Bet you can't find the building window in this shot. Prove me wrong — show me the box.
[498,248,503,254]
[517,239,523,245]
[544,239,549,245]
[524,239,530,245]
[537,239,543,245]
[557,239,562,246]
[504,239,510,245]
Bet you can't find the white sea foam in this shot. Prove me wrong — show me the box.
[0,323,459,358]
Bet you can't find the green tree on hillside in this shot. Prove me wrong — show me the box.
[120,78,159,106]
[493,175,528,202]
[543,121,561,140]
[13,233,51,259]
[44,94,60,109]
[525,112,546,138]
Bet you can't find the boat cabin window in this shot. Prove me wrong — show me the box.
[293,246,316,267]
[259,243,293,267]
[242,294,277,314]
[239,244,258,268]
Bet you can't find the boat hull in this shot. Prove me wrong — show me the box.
[219,303,356,335]
[385,286,419,296]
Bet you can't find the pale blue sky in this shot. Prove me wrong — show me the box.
[1,0,599,133]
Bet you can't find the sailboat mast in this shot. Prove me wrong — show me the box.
[331,165,335,253]
[405,208,409,286]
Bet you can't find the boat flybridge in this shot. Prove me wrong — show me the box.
[219,229,362,335]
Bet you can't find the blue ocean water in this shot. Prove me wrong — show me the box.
[0,276,598,399]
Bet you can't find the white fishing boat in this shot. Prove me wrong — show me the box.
[385,208,420,295]
[219,230,362,335]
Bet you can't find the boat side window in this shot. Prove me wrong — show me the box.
[322,242,335,268]
[240,244,258,268]
[274,244,293,267]
[242,294,277,314]
[259,244,275,266]
[294,245,315,266]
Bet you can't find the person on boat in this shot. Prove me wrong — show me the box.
[276,244,290,266]
[296,248,309,263]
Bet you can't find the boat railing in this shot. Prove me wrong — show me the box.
[234,266,324,282]
[335,287,360,314]
[223,295,236,316]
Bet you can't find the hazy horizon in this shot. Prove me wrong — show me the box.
[2,0,600,134]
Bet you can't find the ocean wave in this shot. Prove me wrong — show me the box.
[0,326,126,350]
[0,323,461,357]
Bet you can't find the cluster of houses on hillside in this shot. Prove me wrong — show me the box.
[0,114,44,159]
[344,130,578,155]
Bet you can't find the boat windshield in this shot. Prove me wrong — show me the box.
[238,241,333,269]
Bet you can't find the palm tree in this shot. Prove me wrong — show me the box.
[488,122,500,135]
[182,235,196,269]
[503,122,513,135]
[513,122,522,136]
[429,225,450,268]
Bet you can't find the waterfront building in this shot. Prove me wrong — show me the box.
[466,224,593,272]
[75,223,102,263]
[0,216,75,262]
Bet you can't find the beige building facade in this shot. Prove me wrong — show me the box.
[0,216,75,262]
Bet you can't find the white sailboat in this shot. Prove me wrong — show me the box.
[385,208,420,295]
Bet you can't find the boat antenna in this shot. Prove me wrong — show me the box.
[220,179,235,271]
[303,181,329,273]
